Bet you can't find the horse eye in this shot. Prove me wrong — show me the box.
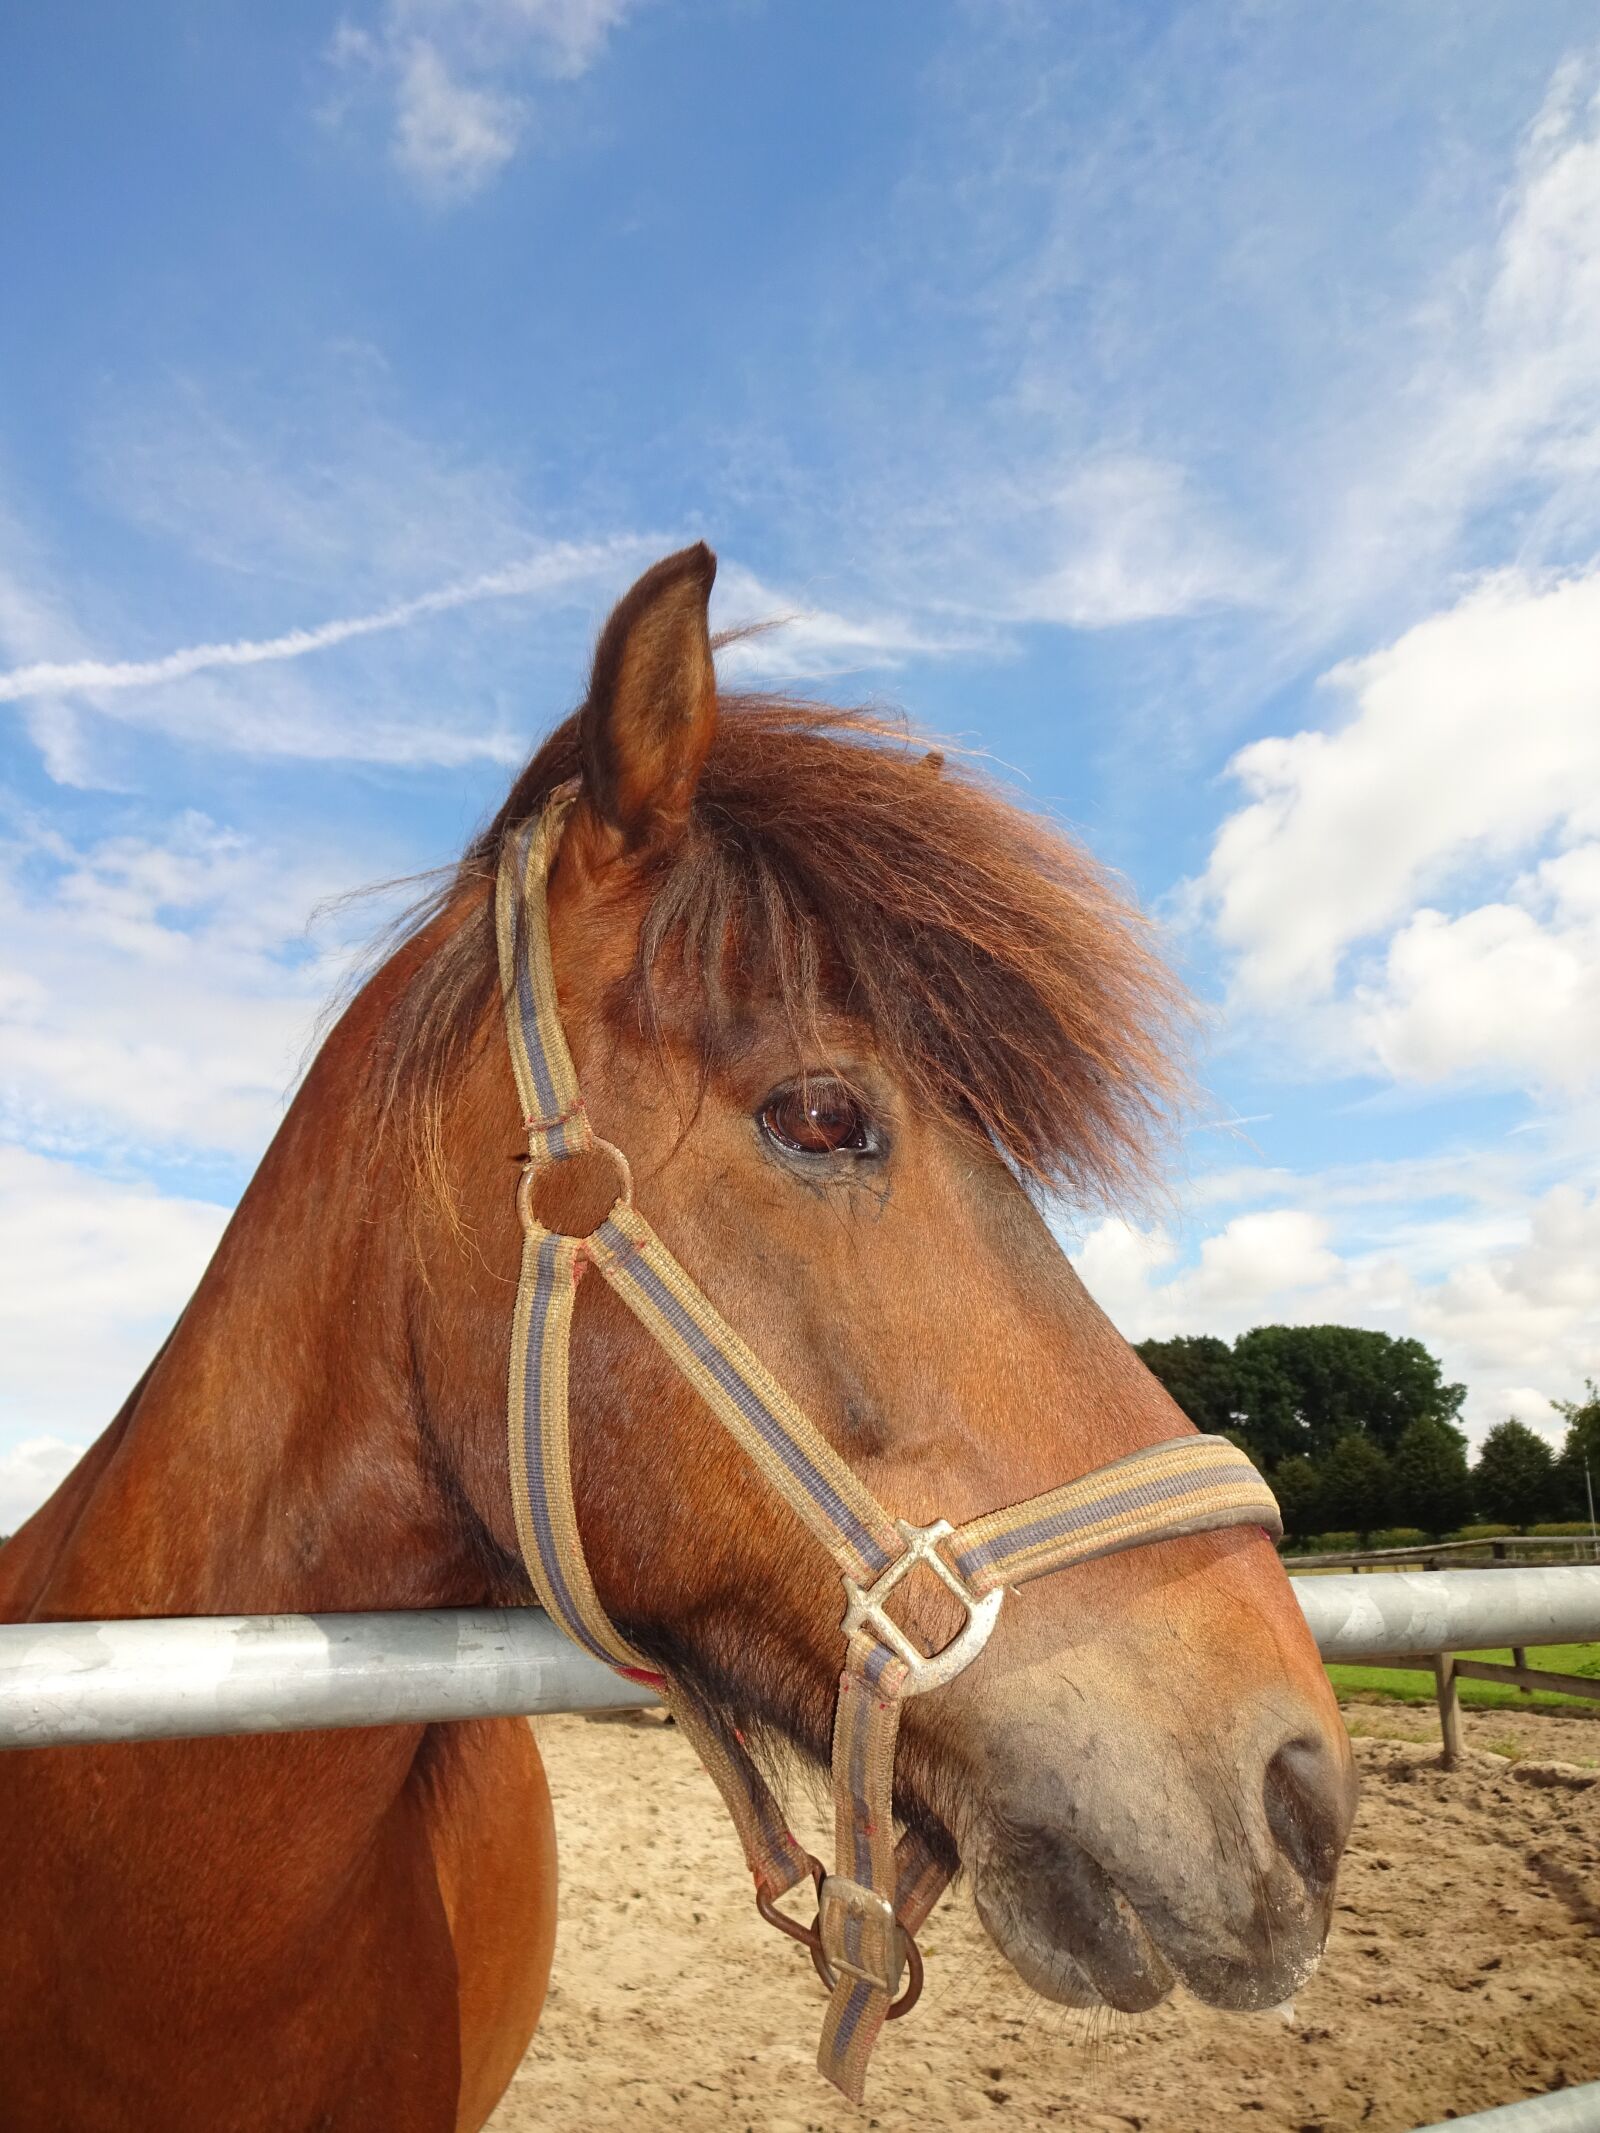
[759,1081,875,1157]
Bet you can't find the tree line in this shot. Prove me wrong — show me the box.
[1134,1326,1600,1544]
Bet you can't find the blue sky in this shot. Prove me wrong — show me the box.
[4,1,1600,1525]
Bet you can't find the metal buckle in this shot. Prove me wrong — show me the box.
[756,1869,925,2017]
[818,1876,905,1996]
[840,1518,1003,1695]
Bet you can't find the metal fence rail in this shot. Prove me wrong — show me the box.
[4,1565,1599,1750]
[1294,1563,1600,1659]
[1414,2084,1600,2132]
[0,1608,656,1749]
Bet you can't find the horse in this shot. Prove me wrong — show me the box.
[0,543,1355,2132]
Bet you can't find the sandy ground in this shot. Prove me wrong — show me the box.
[486,1702,1600,2133]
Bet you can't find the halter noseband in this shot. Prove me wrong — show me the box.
[497,789,1281,2102]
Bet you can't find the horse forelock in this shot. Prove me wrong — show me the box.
[372,692,1193,1219]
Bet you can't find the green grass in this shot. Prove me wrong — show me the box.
[1327,1642,1600,1715]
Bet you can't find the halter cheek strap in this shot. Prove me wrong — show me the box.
[497,791,1281,2103]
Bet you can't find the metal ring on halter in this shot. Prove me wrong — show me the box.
[515,1135,634,1240]
[754,1856,825,1952]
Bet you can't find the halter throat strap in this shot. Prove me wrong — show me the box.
[497,791,1281,2102]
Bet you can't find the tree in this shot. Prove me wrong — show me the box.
[1135,1336,1239,1440]
[1390,1417,1472,1537]
[1269,1457,1325,1543]
[1472,1419,1557,1529]
[1231,1325,1464,1464]
[1317,1433,1393,1543]
[1554,1381,1600,1524]
[1227,1329,1306,1467]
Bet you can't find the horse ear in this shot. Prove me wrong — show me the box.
[578,543,718,852]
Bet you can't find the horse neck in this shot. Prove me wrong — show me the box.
[3,963,480,1627]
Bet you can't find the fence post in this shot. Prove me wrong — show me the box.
[1434,1652,1462,1767]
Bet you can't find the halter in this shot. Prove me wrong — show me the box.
[497,789,1281,2102]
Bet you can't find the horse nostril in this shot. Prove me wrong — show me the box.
[1263,1734,1353,1894]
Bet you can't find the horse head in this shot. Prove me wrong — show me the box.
[402,543,1355,2049]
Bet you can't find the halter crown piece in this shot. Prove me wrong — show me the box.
[497,789,1282,2103]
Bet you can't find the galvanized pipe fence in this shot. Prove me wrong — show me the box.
[4,1564,1599,1750]
[1413,2088,1600,2132]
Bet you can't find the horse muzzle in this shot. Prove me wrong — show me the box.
[966,1703,1356,2015]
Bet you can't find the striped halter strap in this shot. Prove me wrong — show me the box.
[497,789,1282,2103]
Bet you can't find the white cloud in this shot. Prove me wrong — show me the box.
[0,539,650,714]
[0,498,112,785]
[0,813,372,1159]
[6,387,689,773]
[1355,849,1600,1093]
[711,563,991,681]
[1500,1386,1563,1438]
[87,371,542,599]
[0,1148,229,1507]
[0,548,986,713]
[1206,568,1600,998]
[1072,1179,1600,1446]
[865,43,1600,652]
[1414,57,1600,529]
[1185,60,1600,1103]
[848,446,1265,638]
[1010,456,1266,628]
[56,373,984,771]
[781,30,1600,652]
[391,41,522,196]
[35,371,719,773]
[392,0,636,79]
[1285,52,1600,627]
[330,0,641,199]
[0,531,978,770]
[0,1438,88,1536]
[1197,565,1600,1093]
[1073,1207,1342,1348]
[1408,1181,1600,1405]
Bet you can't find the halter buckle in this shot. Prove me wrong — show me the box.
[841,1518,1003,1695]
[817,1876,905,1996]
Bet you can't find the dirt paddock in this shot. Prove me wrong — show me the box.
[486,1702,1600,2133]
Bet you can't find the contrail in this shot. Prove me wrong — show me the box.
[0,539,649,704]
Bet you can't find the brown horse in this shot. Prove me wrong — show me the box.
[0,545,1354,2132]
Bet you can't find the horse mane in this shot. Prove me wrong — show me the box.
[374,693,1191,1213]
